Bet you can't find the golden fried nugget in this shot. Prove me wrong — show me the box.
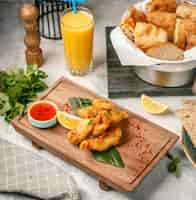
[109,110,128,124]
[186,33,196,50]
[92,111,111,136]
[174,18,196,49]
[174,18,186,49]
[93,99,116,111]
[120,6,147,41]
[78,106,97,118]
[176,2,196,22]
[183,19,196,35]
[134,22,168,50]
[147,11,176,40]
[146,0,177,13]
[67,119,94,145]
[80,127,122,151]
[120,21,135,41]
[130,6,146,23]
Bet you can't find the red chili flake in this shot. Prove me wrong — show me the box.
[128,117,154,162]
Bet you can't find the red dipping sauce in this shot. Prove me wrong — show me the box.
[29,102,57,121]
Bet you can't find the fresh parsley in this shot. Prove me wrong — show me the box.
[0,65,48,122]
[167,152,181,178]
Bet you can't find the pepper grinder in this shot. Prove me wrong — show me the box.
[20,4,43,67]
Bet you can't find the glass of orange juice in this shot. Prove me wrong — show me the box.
[61,7,94,75]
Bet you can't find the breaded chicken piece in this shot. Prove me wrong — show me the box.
[67,119,94,145]
[78,106,97,118]
[174,18,196,49]
[146,0,177,13]
[186,33,196,50]
[176,2,196,22]
[134,22,168,50]
[174,18,186,49]
[183,19,196,34]
[109,110,128,124]
[120,6,147,40]
[92,110,111,136]
[147,11,176,40]
[80,127,122,151]
[93,99,116,111]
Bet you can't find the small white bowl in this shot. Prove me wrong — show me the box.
[27,100,58,129]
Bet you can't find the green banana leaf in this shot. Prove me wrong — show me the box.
[92,147,124,168]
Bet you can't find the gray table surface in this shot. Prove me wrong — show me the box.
[1,0,196,200]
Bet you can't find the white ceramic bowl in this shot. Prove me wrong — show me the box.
[27,100,58,129]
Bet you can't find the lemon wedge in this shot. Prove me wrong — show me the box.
[141,94,168,114]
[57,111,81,130]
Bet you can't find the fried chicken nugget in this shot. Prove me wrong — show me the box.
[93,99,116,111]
[109,110,129,124]
[67,119,94,145]
[147,11,176,41]
[176,2,196,22]
[120,6,147,41]
[78,106,97,118]
[186,33,196,50]
[174,18,196,49]
[80,127,122,151]
[183,19,196,35]
[174,18,186,49]
[134,22,168,50]
[146,0,177,13]
[92,110,111,136]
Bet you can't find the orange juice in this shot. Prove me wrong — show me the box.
[61,7,94,75]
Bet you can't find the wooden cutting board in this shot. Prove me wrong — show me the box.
[12,77,179,192]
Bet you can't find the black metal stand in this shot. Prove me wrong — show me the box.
[34,0,70,40]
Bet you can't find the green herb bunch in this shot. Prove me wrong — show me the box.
[167,152,181,178]
[0,65,48,122]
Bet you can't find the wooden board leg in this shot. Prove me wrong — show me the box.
[32,141,43,150]
[99,180,112,191]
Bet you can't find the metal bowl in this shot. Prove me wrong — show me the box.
[134,65,196,87]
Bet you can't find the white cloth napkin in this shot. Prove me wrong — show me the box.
[0,138,80,200]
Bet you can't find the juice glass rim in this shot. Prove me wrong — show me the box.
[61,6,94,29]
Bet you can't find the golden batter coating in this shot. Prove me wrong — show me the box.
[134,22,168,50]
[67,119,94,145]
[92,110,111,136]
[174,18,196,49]
[80,127,122,151]
[93,99,116,111]
[186,33,196,50]
[174,18,186,49]
[147,11,176,41]
[78,106,97,118]
[120,6,147,41]
[109,110,128,124]
[146,0,177,13]
[176,2,196,22]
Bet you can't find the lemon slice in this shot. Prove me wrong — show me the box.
[57,111,81,130]
[141,94,168,114]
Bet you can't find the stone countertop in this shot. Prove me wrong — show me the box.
[0,0,196,200]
